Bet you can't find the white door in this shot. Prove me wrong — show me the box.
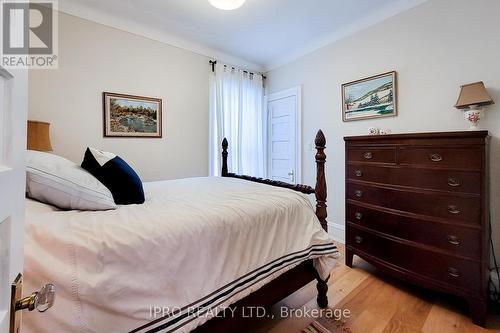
[266,86,301,184]
[0,66,28,333]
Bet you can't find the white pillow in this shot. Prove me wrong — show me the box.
[26,150,117,210]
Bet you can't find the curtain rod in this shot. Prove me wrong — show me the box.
[209,60,266,80]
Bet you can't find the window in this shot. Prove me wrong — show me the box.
[209,64,265,177]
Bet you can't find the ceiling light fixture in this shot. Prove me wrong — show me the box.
[208,0,246,10]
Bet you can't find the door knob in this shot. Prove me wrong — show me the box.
[288,169,295,182]
[15,283,56,313]
[10,275,56,333]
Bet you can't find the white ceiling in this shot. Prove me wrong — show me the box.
[59,0,427,71]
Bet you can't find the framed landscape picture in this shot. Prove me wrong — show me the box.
[342,71,397,122]
[103,92,162,138]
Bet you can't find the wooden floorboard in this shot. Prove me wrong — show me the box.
[254,244,500,333]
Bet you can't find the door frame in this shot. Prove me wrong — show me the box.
[265,85,302,184]
[0,66,14,333]
[0,67,12,168]
[0,64,28,333]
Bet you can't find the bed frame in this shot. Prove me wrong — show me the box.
[193,130,330,332]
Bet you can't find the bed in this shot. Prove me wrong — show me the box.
[23,130,338,333]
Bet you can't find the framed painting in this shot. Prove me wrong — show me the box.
[103,92,162,138]
[342,71,397,122]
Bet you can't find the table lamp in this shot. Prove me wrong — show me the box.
[27,120,53,151]
[454,81,494,130]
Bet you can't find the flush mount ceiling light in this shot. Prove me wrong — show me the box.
[208,0,246,10]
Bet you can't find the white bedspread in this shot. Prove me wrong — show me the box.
[23,177,338,333]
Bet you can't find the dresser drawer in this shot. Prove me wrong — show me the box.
[346,225,481,293]
[346,147,396,164]
[346,183,481,225]
[346,203,481,259]
[398,146,483,170]
[346,164,481,194]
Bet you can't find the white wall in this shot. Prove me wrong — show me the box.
[29,12,210,181]
[266,0,500,251]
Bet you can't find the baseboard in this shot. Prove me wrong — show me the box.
[327,221,345,244]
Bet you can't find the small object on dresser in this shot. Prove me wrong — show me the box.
[368,127,379,135]
[379,129,392,135]
[454,81,494,130]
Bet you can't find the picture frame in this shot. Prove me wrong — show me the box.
[103,92,162,138]
[342,71,397,122]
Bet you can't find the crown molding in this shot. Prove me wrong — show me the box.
[58,0,427,74]
[58,0,265,72]
[264,0,429,72]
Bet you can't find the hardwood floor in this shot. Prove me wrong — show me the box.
[255,244,500,333]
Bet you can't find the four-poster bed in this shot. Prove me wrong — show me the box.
[22,130,336,333]
[192,129,332,332]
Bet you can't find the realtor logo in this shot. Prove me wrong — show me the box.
[1,0,58,69]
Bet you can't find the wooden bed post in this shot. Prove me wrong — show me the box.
[314,130,329,309]
[314,130,328,232]
[221,138,228,177]
[219,132,331,310]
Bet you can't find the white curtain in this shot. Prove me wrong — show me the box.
[209,63,265,177]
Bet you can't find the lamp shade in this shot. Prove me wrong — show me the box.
[27,120,53,151]
[454,81,494,109]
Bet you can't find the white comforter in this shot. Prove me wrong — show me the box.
[23,177,338,333]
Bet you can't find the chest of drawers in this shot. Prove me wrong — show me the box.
[344,131,489,326]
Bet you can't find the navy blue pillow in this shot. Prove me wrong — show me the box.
[81,148,145,205]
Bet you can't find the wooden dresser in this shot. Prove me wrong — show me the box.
[344,131,489,326]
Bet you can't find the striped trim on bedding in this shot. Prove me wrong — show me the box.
[130,243,338,333]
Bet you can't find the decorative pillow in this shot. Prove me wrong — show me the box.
[81,148,145,205]
[26,150,117,210]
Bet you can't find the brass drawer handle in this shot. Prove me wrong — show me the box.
[355,236,363,244]
[447,178,461,187]
[355,212,363,220]
[447,235,461,246]
[447,267,461,278]
[355,170,363,177]
[430,153,443,162]
[447,205,461,214]
[363,152,373,160]
[354,190,363,198]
